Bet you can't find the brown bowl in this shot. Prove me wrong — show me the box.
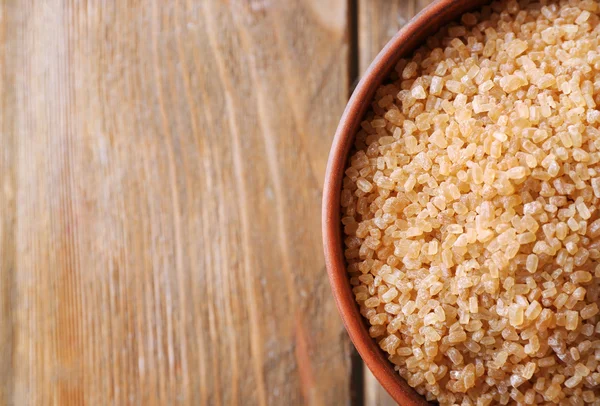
[322,0,492,404]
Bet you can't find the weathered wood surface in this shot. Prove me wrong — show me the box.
[359,0,434,74]
[0,0,442,404]
[0,0,352,404]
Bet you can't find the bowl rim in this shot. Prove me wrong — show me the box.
[322,0,490,403]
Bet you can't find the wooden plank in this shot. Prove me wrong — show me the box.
[0,0,351,404]
[358,0,435,74]
[364,368,397,406]
[357,1,434,405]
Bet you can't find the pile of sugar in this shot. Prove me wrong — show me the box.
[342,0,600,404]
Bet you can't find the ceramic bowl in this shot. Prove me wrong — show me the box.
[322,0,491,404]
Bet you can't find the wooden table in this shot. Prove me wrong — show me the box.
[0,1,431,404]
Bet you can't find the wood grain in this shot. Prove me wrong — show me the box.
[0,0,351,404]
[357,1,434,404]
[358,0,435,74]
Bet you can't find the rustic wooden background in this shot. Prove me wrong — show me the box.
[0,0,432,404]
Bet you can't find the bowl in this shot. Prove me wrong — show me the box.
[322,0,492,404]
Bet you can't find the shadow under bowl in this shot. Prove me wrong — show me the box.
[322,0,493,404]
